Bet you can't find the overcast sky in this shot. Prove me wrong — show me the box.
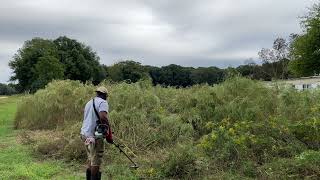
[0,0,318,83]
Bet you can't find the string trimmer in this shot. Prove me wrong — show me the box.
[112,141,139,169]
[103,125,139,169]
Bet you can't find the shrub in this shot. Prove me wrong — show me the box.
[259,150,320,179]
[278,88,320,122]
[160,145,206,179]
[289,118,320,150]
[212,77,278,124]
[200,118,305,168]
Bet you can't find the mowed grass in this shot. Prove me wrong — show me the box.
[0,96,84,179]
[0,96,16,137]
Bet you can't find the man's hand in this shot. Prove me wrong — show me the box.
[106,126,114,144]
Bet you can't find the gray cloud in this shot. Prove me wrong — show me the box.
[0,0,318,83]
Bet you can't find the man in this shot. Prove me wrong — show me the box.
[81,87,110,180]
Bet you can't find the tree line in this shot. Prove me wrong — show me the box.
[7,36,226,92]
[6,2,320,93]
[6,35,296,92]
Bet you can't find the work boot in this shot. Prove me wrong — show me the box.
[97,171,101,180]
[86,168,91,180]
[91,171,101,180]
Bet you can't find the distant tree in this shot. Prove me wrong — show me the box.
[224,67,240,78]
[190,67,224,85]
[106,61,149,83]
[147,66,162,85]
[53,36,106,84]
[258,38,290,79]
[237,59,259,79]
[9,38,59,92]
[149,64,192,87]
[148,65,226,86]
[289,3,320,76]
[0,83,17,95]
[237,64,257,78]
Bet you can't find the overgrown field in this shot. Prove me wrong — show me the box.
[14,78,320,179]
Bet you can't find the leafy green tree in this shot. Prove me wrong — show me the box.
[9,36,106,92]
[289,3,320,76]
[31,56,65,90]
[9,38,58,92]
[53,36,105,84]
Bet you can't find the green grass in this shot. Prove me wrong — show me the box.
[0,96,83,180]
[0,96,17,137]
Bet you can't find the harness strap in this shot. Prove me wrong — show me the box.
[92,98,101,125]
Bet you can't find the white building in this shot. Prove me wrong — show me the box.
[282,76,320,90]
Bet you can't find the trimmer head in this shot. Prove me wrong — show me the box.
[130,165,139,169]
